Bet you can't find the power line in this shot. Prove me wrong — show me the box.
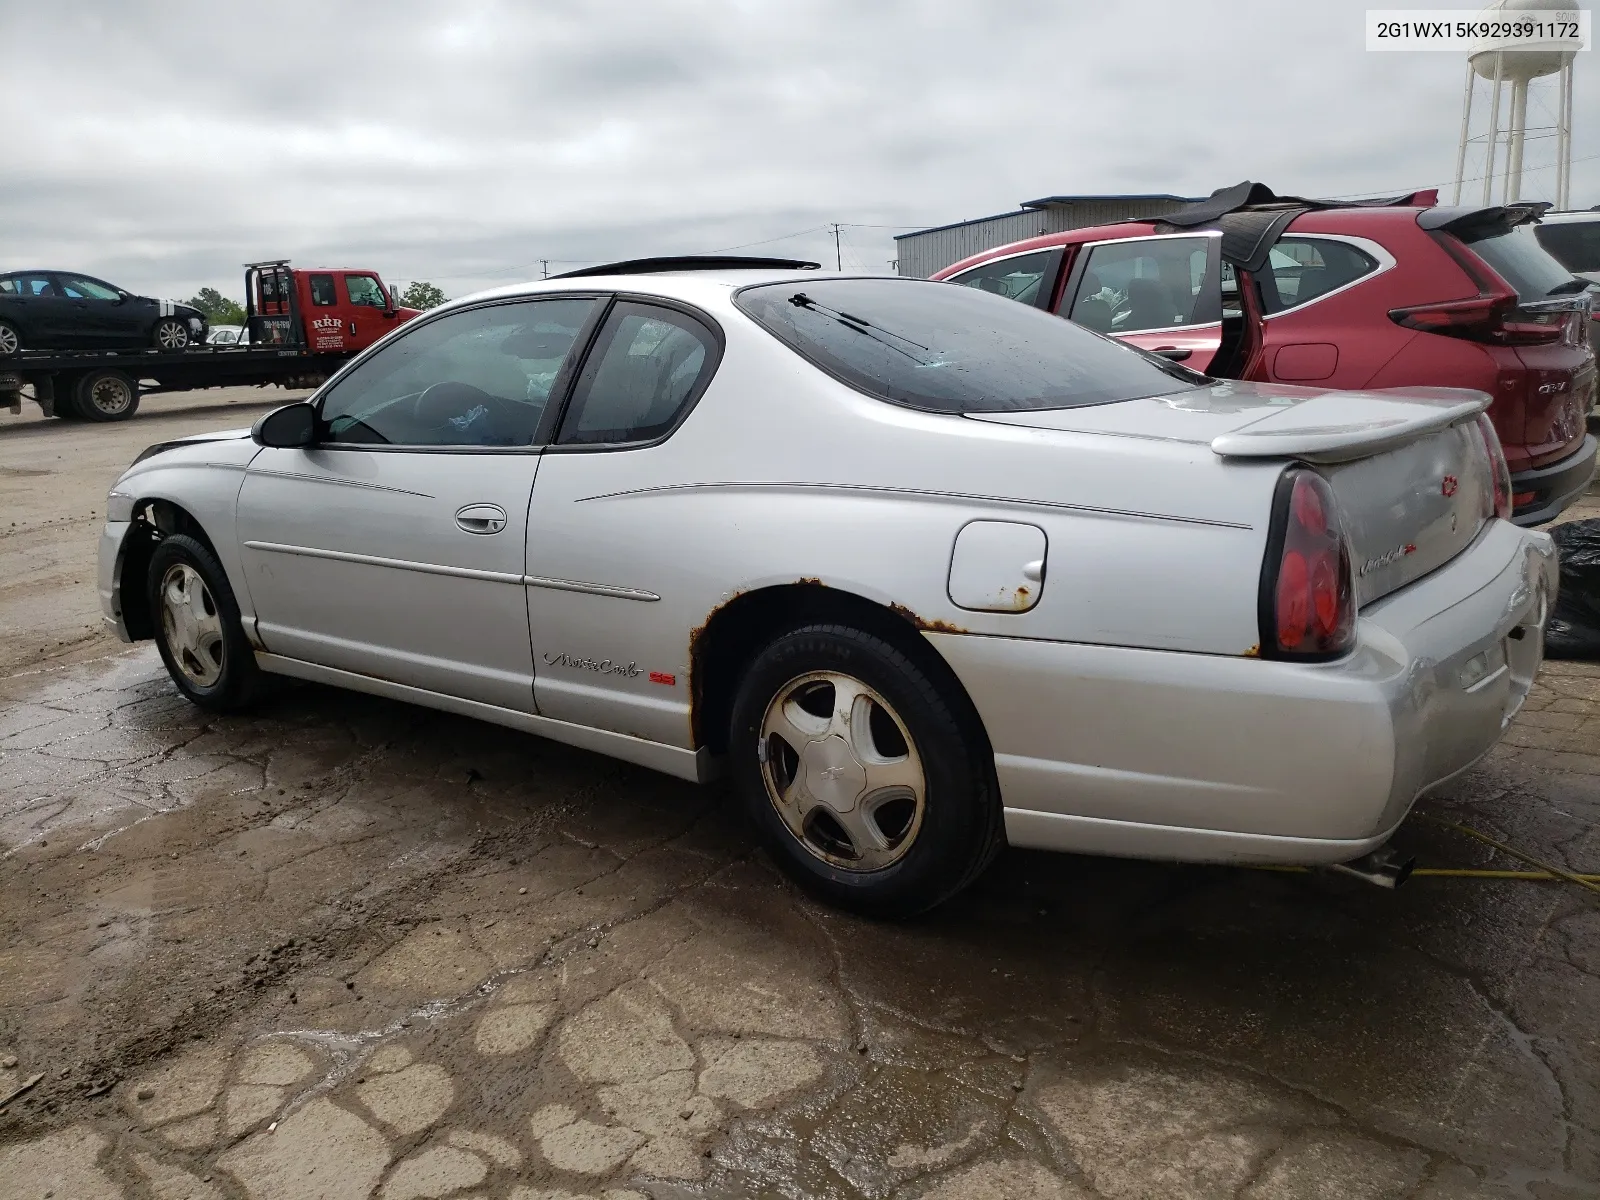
[1319,148,1600,200]
[706,224,827,253]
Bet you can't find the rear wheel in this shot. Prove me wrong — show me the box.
[729,623,1002,917]
[74,369,141,422]
[153,318,189,351]
[0,320,19,356]
[147,534,261,712]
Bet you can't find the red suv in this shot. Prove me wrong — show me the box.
[935,187,1597,525]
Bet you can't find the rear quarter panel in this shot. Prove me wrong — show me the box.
[524,314,1280,748]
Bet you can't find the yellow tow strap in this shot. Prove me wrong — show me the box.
[1254,814,1600,897]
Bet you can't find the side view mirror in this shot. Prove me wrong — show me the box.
[383,295,398,317]
[252,401,318,448]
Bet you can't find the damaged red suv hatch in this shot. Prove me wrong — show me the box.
[935,183,1597,525]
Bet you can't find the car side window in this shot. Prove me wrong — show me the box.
[309,274,338,306]
[0,278,18,295]
[317,298,599,448]
[59,276,121,301]
[16,274,57,297]
[1062,237,1216,334]
[556,302,718,447]
[1257,237,1378,314]
[345,275,385,307]
[946,250,1056,306]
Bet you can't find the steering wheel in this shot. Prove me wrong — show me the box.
[411,381,503,439]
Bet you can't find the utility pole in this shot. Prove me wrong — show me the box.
[831,224,841,271]
[539,260,549,279]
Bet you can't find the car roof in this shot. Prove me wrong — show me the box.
[446,269,921,313]
[933,204,1431,279]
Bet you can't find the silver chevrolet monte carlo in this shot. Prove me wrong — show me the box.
[98,256,1558,915]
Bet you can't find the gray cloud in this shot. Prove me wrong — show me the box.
[4,0,1595,302]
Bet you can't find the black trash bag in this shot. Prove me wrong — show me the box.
[1544,519,1600,659]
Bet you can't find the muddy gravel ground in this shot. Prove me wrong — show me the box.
[1,390,1599,1200]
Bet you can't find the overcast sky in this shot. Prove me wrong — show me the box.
[5,0,1596,303]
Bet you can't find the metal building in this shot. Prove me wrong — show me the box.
[894,194,1202,278]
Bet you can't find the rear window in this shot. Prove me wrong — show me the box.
[1457,221,1578,299]
[1535,220,1600,274]
[734,278,1202,415]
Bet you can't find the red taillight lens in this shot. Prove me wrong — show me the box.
[1497,307,1567,344]
[1388,295,1507,339]
[1474,412,1513,520]
[1388,295,1565,345]
[1262,470,1355,659]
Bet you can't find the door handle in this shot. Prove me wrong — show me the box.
[455,503,507,534]
[1152,347,1192,361]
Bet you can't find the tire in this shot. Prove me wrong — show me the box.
[153,318,190,351]
[0,319,19,356]
[729,623,1003,917]
[49,372,85,420]
[74,369,141,422]
[147,533,262,712]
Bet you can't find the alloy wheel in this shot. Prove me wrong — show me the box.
[0,324,18,356]
[759,670,926,871]
[156,320,189,350]
[160,563,225,688]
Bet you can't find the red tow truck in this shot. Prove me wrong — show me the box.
[0,261,423,422]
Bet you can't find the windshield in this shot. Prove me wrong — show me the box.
[734,278,1203,414]
[1535,220,1600,274]
[1459,221,1581,299]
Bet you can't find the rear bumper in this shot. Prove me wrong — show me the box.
[1511,433,1596,526]
[928,519,1556,865]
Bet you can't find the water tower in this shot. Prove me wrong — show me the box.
[1452,0,1577,206]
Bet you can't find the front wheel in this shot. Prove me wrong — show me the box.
[153,318,190,351]
[147,534,262,712]
[0,319,20,356]
[728,623,1002,917]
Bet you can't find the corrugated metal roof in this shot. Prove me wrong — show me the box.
[1020,193,1202,208]
[894,194,1205,241]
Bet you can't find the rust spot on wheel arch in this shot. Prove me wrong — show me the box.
[691,582,964,749]
[1242,644,1261,657]
[887,602,967,635]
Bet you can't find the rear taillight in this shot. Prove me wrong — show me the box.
[1260,469,1355,660]
[1474,412,1514,520]
[1387,294,1564,345]
[1399,232,1572,345]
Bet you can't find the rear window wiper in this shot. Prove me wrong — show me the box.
[787,293,934,363]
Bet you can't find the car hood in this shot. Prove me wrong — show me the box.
[966,379,1490,464]
[130,427,253,466]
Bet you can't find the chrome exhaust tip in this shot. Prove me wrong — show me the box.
[1326,845,1416,889]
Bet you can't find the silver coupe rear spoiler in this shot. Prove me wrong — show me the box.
[1210,388,1490,464]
